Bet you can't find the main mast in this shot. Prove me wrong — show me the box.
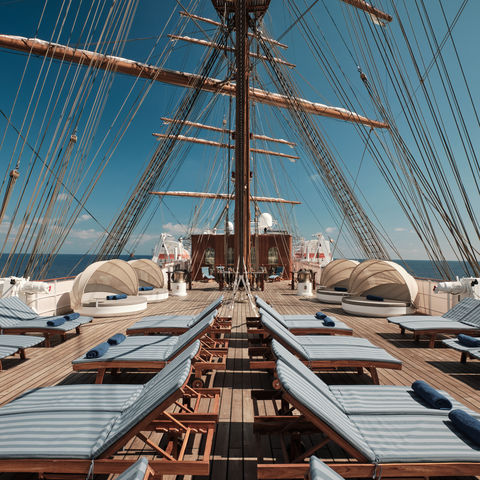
[213,0,270,276]
[234,0,251,274]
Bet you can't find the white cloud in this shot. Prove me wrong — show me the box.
[394,227,407,232]
[69,228,103,240]
[162,222,190,236]
[325,226,337,234]
[129,233,158,245]
[75,214,92,223]
[57,193,69,201]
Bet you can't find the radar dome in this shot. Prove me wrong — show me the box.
[258,212,273,230]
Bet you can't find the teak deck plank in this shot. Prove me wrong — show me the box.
[0,280,479,479]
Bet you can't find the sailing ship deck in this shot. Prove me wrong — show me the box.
[1,281,479,479]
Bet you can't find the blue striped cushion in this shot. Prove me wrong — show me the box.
[445,297,480,321]
[310,457,345,480]
[0,334,43,348]
[118,457,149,480]
[401,320,479,332]
[351,414,480,461]
[1,318,84,332]
[0,297,38,324]
[0,345,19,359]
[295,336,374,347]
[302,345,402,364]
[128,315,192,330]
[330,385,476,416]
[276,359,375,461]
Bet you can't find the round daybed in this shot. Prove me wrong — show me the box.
[128,258,168,303]
[341,260,418,317]
[342,296,415,317]
[316,259,359,304]
[70,259,147,317]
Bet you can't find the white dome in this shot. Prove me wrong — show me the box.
[258,212,273,230]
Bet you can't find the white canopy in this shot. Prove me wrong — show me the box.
[321,259,359,288]
[70,259,139,310]
[128,259,164,288]
[347,259,418,303]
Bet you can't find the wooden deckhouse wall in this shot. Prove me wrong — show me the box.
[191,233,292,280]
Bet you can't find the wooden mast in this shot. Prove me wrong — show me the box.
[234,0,251,274]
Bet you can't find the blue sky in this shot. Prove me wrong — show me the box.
[0,0,478,261]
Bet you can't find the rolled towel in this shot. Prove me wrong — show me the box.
[63,312,80,321]
[449,409,480,446]
[366,294,384,302]
[107,333,126,346]
[457,334,480,348]
[139,286,154,291]
[315,312,327,320]
[106,293,127,300]
[85,342,110,359]
[411,380,452,410]
[46,317,66,327]
[323,317,335,327]
[334,286,348,292]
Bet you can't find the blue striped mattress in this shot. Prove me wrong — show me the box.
[0,344,196,459]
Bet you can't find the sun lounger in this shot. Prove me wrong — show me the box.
[73,313,227,385]
[0,334,44,370]
[0,344,218,477]
[268,266,284,281]
[442,336,480,363]
[126,296,229,335]
[249,312,402,384]
[388,297,480,325]
[117,457,153,480]
[388,298,480,347]
[0,296,92,346]
[255,350,480,479]
[201,266,215,281]
[250,296,353,336]
[272,341,475,416]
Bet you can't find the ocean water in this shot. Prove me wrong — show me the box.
[0,254,476,281]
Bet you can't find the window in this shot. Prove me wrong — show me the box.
[250,247,257,266]
[204,247,215,266]
[267,246,279,265]
[226,247,234,265]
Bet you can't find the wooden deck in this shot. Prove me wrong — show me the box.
[1,280,480,479]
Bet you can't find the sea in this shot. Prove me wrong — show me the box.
[0,254,476,281]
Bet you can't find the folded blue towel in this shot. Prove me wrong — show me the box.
[63,312,80,321]
[334,286,348,292]
[315,312,327,320]
[85,342,110,359]
[106,293,127,300]
[457,334,480,348]
[449,409,480,445]
[366,294,384,302]
[412,380,452,410]
[107,333,126,345]
[323,317,335,327]
[46,317,66,327]
[139,286,154,291]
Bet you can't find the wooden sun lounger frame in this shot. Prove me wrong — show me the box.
[73,334,228,385]
[399,324,480,348]
[252,390,480,479]
[248,329,401,385]
[1,325,82,347]
[0,367,219,478]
